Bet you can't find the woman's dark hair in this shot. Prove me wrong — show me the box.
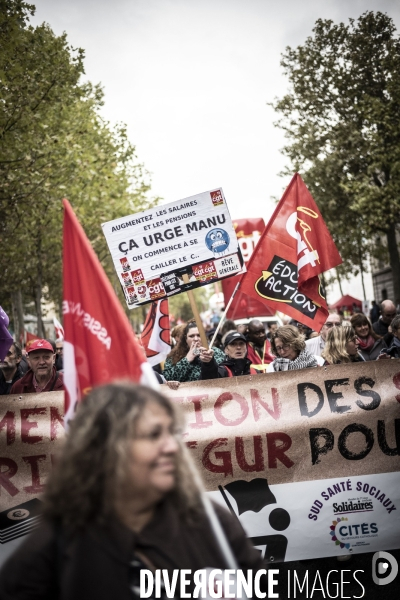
[220,320,236,337]
[350,314,380,340]
[44,383,203,532]
[167,320,197,365]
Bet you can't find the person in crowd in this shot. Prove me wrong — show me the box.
[206,327,223,349]
[220,319,236,338]
[290,319,313,340]
[163,321,225,382]
[170,324,185,347]
[322,326,365,365]
[10,339,64,394]
[372,299,397,337]
[378,315,400,359]
[269,325,318,371]
[200,331,259,379]
[369,300,380,323]
[236,323,248,336]
[350,314,386,361]
[0,342,24,395]
[55,339,64,371]
[266,322,278,341]
[305,313,342,357]
[0,383,267,599]
[246,319,274,372]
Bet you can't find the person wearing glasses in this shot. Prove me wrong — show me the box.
[269,325,318,371]
[0,383,267,599]
[305,313,342,357]
[321,326,365,365]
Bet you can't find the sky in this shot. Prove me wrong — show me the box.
[31,0,400,302]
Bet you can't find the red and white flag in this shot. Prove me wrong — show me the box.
[141,299,171,366]
[62,199,158,422]
[240,174,342,330]
[53,316,64,341]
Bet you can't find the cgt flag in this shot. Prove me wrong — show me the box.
[240,174,342,330]
[141,299,171,366]
[62,199,158,422]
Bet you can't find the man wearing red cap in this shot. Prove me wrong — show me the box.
[10,339,64,394]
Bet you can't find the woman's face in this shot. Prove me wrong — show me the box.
[393,325,400,341]
[274,337,297,361]
[346,335,359,356]
[186,326,201,347]
[354,322,369,339]
[129,402,179,500]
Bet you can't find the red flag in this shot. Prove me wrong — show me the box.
[240,174,342,330]
[62,199,157,420]
[53,316,64,341]
[141,299,171,366]
[221,218,275,319]
[25,331,39,351]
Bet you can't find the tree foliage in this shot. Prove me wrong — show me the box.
[0,0,158,333]
[272,11,400,300]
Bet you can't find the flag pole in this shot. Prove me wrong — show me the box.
[182,274,208,348]
[209,281,240,349]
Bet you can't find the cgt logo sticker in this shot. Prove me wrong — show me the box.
[372,551,398,586]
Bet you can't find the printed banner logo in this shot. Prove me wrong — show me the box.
[254,256,319,319]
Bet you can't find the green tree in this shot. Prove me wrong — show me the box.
[0,1,157,333]
[272,11,400,301]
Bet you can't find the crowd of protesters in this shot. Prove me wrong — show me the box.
[0,301,399,598]
[1,299,399,396]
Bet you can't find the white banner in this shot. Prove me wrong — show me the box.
[102,188,245,308]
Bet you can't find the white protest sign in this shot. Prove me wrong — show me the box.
[102,188,245,308]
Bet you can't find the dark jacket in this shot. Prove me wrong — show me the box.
[383,340,400,359]
[10,367,64,394]
[0,500,267,600]
[201,356,256,379]
[0,364,24,395]
[358,338,387,361]
[372,318,390,337]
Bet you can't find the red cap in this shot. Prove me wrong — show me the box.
[27,339,54,353]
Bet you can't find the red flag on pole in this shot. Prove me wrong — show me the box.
[240,174,342,330]
[141,299,171,366]
[221,218,275,319]
[62,199,157,421]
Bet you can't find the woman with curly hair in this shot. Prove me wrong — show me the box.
[269,325,318,371]
[0,383,267,600]
[350,313,386,361]
[163,321,225,382]
[322,325,365,364]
